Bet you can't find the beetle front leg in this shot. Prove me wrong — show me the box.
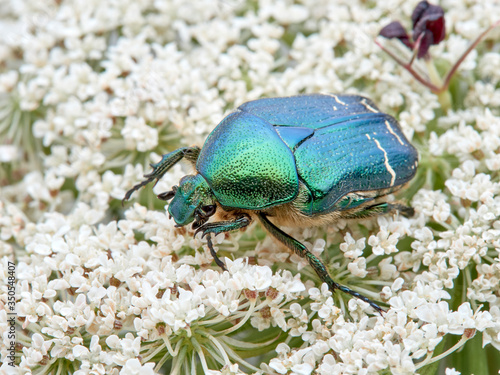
[122,146,200,202]
[257,213,385,314]
[195,215,251,271]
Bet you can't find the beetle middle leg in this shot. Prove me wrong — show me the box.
[206,234,227,271]
[341,202,414,220]
[257,213,385,314]
[195,215,251,271]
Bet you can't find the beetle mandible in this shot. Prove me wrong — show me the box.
[123,94,418,313]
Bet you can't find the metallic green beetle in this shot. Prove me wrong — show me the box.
[124,94,418,313]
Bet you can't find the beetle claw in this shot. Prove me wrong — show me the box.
[122,177,155,203]
[194,226,205,238]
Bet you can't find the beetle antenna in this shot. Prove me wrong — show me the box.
[157,190,176,201]
[192,208,208,230]
[192,218,207,230]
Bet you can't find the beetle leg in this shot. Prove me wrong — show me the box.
[195,215,251,238]
[341,202,414,220]
[206,233,227,271]
[389,203,415,217]
[257,213,385,315]
[122,146,200,203]
[195,215,251,271]
[145,147,200,180]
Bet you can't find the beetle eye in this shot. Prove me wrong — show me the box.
[200,204,216,217]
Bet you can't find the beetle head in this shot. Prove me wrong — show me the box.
[166,174,216,228]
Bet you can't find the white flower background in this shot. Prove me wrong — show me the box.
[1,0,500,374]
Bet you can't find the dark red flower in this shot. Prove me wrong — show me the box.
[377,2,499,96]
[412,1,446,58]
[379,21,413,49]
[379,1,445,59]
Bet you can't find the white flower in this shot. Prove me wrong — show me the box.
[121,116,158,152]
[119,358,155,375]
[340,232,365,259]
[348,257,368,278]
[368,225,401,256]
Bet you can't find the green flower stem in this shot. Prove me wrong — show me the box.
[425,60,452,111]
[415,329,476,370]
[216,299,258,335]
[204,332,232,366]
[191,337,211,373]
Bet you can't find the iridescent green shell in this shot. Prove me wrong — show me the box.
[197,111,299,209]
[197,94,418,215]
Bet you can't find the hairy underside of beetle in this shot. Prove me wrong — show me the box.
[213,181,413,230]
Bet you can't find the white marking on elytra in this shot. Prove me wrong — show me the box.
[332,105,338,111]
[361,99,379,113]
[373,138,396,186]
[365,134,371,140]
[332,95,346,106]
[385,120,404,145]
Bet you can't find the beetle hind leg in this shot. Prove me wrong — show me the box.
[257,213,385,314]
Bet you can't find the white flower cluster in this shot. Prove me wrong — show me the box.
[1,0,500,374]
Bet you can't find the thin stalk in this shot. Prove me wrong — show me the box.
[408,33,423,67]
[442,20,500,89]
[204,332,231,366]
[168,345,188,375]
[415,330,475,370]
[191,337,211,374]
[374,39,441,92]
[215,299,257,335]
[162,334,180,357]
[142,341,168,362]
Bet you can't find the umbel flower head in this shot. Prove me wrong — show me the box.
[1,0,500,374]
